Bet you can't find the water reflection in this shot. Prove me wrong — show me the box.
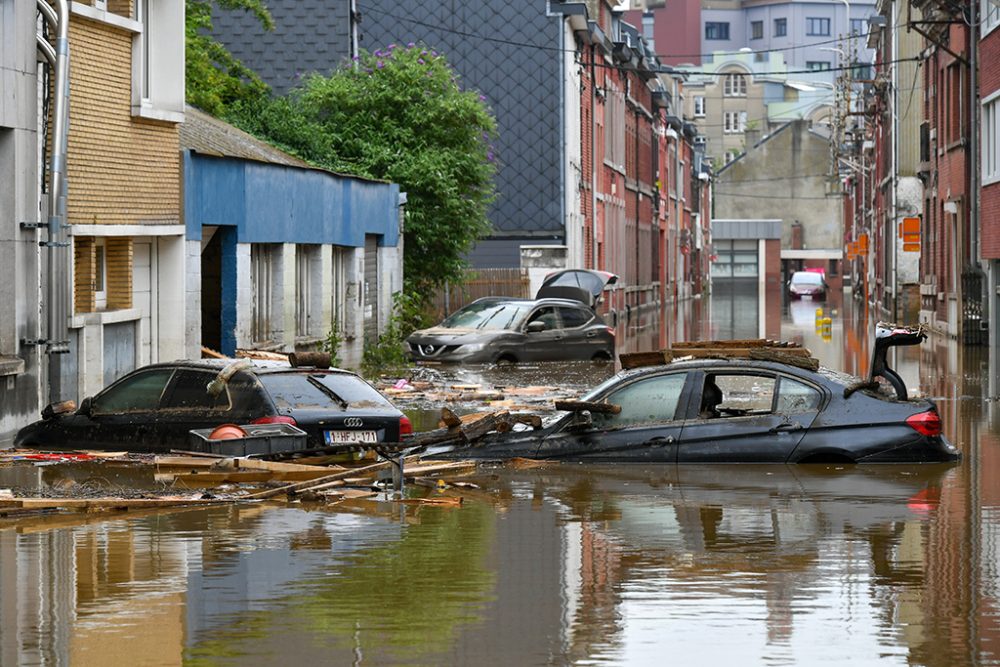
[0,463,982,666]
[4,285,1000,665]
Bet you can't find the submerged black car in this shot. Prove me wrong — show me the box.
[14,359,411,453]
[443,325,960,464]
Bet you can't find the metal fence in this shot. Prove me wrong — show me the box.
[430,268,531,320]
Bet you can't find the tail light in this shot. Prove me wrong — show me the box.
[251,415,298,426]
[399,415,413,438]
[906,410,942,437]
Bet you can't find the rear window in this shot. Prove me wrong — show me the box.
[792,272,823,285]
[260,372,392,410]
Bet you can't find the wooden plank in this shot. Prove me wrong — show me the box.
[2,497,231,511]
[619,351,669,369]
[669,347,813,359]
[440,407,462,429]
[554,400,621,414]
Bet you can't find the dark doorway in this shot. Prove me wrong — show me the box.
[201,229,222,353]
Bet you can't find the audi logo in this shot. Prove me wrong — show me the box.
[344,417,364,428]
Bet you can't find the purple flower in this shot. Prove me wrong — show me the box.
[374,49,383,57]
[377,60,384,69]
[432,51,438,57]
[487,150,495,162]
[418,58,425,64]
[408,42,415,48]
[479,94,487,102]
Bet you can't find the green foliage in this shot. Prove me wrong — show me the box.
[228,44,498,305]
[360,292,426,378]
[185,0,273,115]
[320,318,344,369]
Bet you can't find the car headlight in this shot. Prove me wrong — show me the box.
[458,343,486,352]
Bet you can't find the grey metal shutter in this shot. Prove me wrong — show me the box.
[364,235,379,340]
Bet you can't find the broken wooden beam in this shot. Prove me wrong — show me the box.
[553,400,621,414]
[619,351,670,369]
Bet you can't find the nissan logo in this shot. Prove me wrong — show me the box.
[344,417,364,427]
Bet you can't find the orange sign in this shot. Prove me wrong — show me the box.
[857,234,869,255]
[899,217,920,251]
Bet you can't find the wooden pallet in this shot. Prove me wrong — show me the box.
[620,339,819,371]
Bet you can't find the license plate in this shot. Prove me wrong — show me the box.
[324,430,378,444]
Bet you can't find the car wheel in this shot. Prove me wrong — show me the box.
[495,354,518,367]
[591,352,612,364]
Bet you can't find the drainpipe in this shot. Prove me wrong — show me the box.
[559,18,567,259]
[890,2,898,319]
[591,44,598,269]
[37,0,71,388]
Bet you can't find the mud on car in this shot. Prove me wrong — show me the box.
[15,359,412,454]
[437,325,960,464]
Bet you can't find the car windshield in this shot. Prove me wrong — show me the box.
[439,301,532,330]
[260,373,392,410]
[792,272,824,285]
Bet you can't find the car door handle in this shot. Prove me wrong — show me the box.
[769,422,803,434]
[586,331,597,338]
[646,435,676,446]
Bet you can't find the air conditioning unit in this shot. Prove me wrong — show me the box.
[694,135,707,145]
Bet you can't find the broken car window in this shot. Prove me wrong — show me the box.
[776,377,822,413]
[710,374,776,416]
[162,370,232,411]
[260,373,392,410]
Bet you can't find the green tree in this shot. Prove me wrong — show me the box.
[185,0,273,115]
[229,44,498,305]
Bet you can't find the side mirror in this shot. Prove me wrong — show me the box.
[77,397,93,417]
[574,410,593,429]
[526,321,546,334]
[41,399,76,420]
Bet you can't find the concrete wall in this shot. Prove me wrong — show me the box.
[0,0,43,445]
[714,121,842,254]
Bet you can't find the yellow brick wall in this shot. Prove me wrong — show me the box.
[67,17,180,227]
[107,0,134,18]
[106,237,133,310]
[74,238,96,313]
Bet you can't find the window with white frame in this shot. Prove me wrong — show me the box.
[724,111,746,134]
[94,238,107,310]
[694,96,706,117]
[724,73,747,97]
[984,95,1000,183]
[251,244,275,345]
[132,0,184,120]
[850,18,867,35]
[985,0,1000,33]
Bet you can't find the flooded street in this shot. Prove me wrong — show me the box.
[3,287,999,666]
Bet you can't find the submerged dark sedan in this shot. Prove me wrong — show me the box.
[441,326,960,464]
[14,359,411,453]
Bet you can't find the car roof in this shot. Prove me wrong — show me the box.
[144,359,359,376]
[465,296,598,309]
[612,358,852,388]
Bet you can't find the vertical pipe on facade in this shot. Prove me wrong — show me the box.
[38,0,71,377]
[890,0,899,318]
[970,0,981,272]
[559,18,567,258]
[591,44,598,269]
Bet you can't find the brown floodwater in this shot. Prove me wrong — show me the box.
[2,286,998,666]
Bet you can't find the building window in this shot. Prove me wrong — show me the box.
[723,73,747,97]
[605,86,626,168]
[984,0,1000,34]
[694,96,706,117]
[806,61,832,71]
[94,239,107,310]
[131,0,184,120]
[724,111,746,134]
[850,18,867,35]
[774,18,787,36]
[705,22,730,40]
[295,245,321,339]
[851,62,872,80]
[751,21,763,40]
[712,239,758,277]
[251,244,276,345]
[806,17,831,36]
[984,96,1000,183]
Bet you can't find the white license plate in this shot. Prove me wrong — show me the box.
[324,430,378,444]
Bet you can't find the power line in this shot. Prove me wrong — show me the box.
[363,6,886,62]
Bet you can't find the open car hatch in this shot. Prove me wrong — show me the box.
[535,269,618,309]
